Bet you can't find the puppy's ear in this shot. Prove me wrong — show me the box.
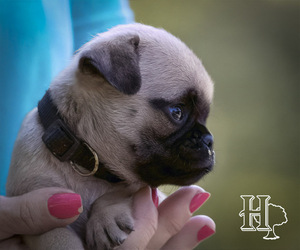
[79,35,141,95]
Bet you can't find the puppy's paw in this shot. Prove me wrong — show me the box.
[86,198,134,250]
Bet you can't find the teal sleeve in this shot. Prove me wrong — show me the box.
[0,0,134,195]
[70,0,134,50]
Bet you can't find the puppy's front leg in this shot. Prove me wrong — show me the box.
[23,227,84,250]
[86,192,134,250]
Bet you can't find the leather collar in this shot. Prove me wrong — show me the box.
[38,90,122,183]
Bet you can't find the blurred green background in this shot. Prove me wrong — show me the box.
[130,0,299,249]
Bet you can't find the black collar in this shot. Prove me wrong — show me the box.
[38,90,122,183]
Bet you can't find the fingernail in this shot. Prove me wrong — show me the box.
[189,192,210,213]
[197,225,215,242]
[48,193,82,219]
[151,188,159,208]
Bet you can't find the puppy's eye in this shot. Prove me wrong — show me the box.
[169,106,184,121]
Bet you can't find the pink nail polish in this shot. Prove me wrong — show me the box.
[189,192,210,213]
[197,225,215,242]
[48,193,82,219]
[151,188,159,208]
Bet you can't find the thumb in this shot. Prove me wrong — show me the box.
[0,188,83,240]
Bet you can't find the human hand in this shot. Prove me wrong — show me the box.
[120,186,215,250]
[0,188,83,249]
[0,186,215,250]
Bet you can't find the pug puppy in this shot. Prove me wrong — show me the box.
[6,23,215,250]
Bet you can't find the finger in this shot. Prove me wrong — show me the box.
[0,187,82,240]
[161,215,215,250]
[152,188,167,207]
[119,187,158,250]
[147,185,210,249]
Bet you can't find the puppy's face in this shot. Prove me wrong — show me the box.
[135,90,214,187]
[65,24,214,187]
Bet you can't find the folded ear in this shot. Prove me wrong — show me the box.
[79,35,141,95]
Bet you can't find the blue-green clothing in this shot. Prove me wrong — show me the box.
[0,0,134,195]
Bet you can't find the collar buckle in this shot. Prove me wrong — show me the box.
[42,119,81,162]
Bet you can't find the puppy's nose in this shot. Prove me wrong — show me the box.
[178,124,214,162]
[202,134,213,150]
[190,130,213,152]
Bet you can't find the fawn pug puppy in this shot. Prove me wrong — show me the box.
[6,23,215,249]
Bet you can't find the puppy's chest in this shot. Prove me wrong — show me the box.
[70,179,110,205]
[69,179,138,208]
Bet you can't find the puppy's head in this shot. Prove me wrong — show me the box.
[54,24,214,187]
